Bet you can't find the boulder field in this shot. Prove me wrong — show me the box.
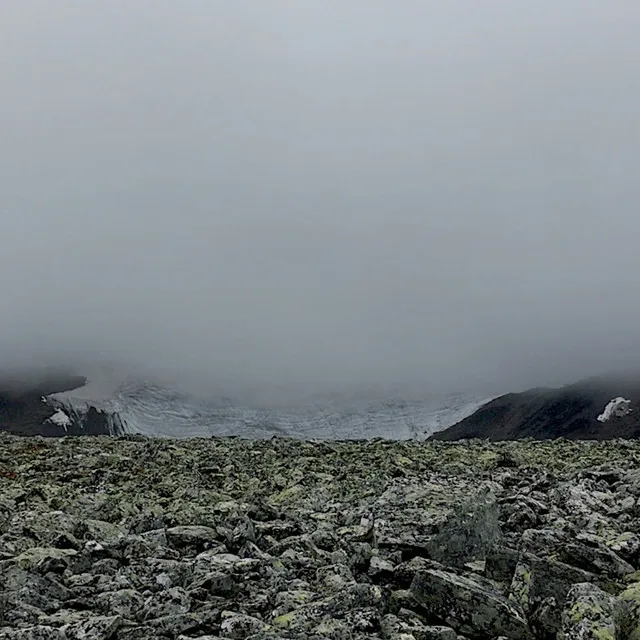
[2,434,640,639]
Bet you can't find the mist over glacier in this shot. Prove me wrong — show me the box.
[1,2,640,405]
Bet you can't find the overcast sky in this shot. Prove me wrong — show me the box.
[1,2,640,398]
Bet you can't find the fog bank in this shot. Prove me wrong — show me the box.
[1,2,640,399]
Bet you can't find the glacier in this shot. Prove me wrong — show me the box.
[48,375,493,440]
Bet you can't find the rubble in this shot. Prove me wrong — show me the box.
[1,434,640,638]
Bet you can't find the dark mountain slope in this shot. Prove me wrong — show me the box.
[0,368,112,436]
[430,376,640,441]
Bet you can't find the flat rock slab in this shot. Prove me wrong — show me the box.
[410,568,531,639]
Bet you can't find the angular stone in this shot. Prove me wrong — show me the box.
[556,534,635,578]
[189,570,235,597]
[5,547,77,572]
[608,532,640,568]
[115,627,157,640]
[37,610,100,628]
[271,589,317,618]
[419,627,459,640]
[369,554,396,582]
[618,582,640,640]
[93,589,145,620]
[372,481,454,550]
[509,562,533,614]
[381,614,457,640]
[343,607,381,633]
[560,583,617,640]
[193,550,258,575]
[219,612,267,638]
[394,557,444,588]
[510,552,615,637]
[0,627,63,640]
[142,557,194,588]
[387,589,418,616]
[3,565,73,613]
[271,583,382,633]
[142,586,191,620]
[165,526,220,553]
[484,545,520,584]
[61,615,123,640]
[77,519,124,544]
[146,613,206,636]
[523,553,600,604]
[410,568,531,639]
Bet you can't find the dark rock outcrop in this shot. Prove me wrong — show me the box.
[430,376,640,441]
[0,369,113,437]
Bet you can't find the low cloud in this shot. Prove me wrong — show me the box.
[1,2,639,399]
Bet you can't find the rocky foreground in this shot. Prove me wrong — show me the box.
[2,436,640,639]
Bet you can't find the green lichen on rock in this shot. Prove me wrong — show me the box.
[560,583,618,640]
[1,434,640,638]
[617,582,640,640]
[509,562,532,611]
[411,568,531,639]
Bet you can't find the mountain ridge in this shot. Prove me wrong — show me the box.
[430,375,640,441]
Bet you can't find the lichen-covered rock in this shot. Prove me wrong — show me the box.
[271,588,317,617]
[419,628,459,640]
[2,564,73,614]
[6,546,77,572]
[61,615,123,640]
[410,568,531,639]
[369,554,396,582]
[559,583,617,640]
[189,570,236,597]
[617,582,640,640]
[510,553,601,617]
[508,561,533,613]
[380,615,457,640]
[3,435,640,639]
[94,589,145,620]
[271,582,383,634]
[556,533,635,578]
[142,586,191,619]
[393,557,444,589]
[165,526,221,553]
[219,612,267,638]
[607,531,640,568]
[0,627,62,640]
[485,545,520,584]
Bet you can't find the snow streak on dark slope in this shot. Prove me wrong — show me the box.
[52,378,493,440]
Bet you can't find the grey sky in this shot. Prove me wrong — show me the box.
[1,2,640,398]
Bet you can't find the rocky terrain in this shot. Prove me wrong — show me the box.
[431,376,640,441]
[2,435,640,638]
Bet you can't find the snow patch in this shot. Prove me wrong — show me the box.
[597,397,631,422]
[46,409,72,431]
